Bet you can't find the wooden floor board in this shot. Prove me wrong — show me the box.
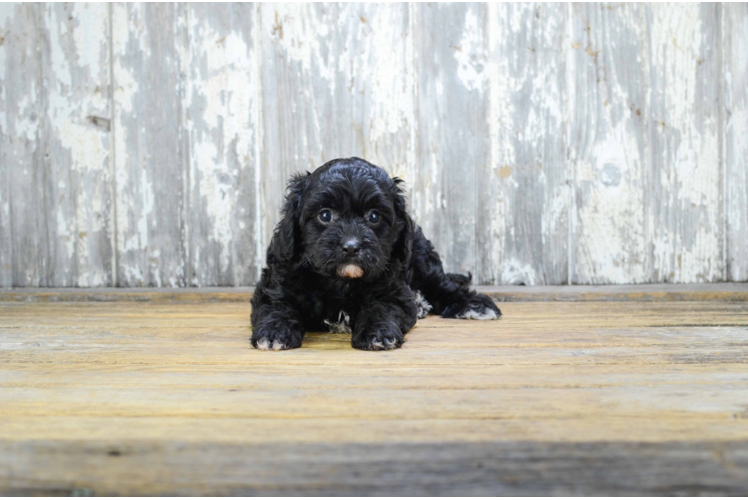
[1,292,747,494]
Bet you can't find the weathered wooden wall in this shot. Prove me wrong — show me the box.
[0,3,746,287]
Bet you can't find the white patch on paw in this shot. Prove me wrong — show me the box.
[324,310,352,334]
[383,338,398,349]
[369,340,385,349]
[255,338,287,350]
[457,307,499,320]
[414,291,432,319]
[368,337,398,350]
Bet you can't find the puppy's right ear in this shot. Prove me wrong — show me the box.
[391,177,414,266]
[269,172,310,264]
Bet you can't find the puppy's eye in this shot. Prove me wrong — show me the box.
[367,211,381,224]
[318,209,333,223]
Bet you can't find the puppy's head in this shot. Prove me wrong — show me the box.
[270,157,412,281]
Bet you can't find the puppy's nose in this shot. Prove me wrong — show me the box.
[342,239,360,256]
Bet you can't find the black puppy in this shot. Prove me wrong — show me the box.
[251,157,501,351]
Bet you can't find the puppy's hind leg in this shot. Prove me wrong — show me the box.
[409,225,501,320]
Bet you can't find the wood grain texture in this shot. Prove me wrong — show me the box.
[648,4,723,283]
[0,3,113,288]
[112,3,187,287]
[0,4,47,287]
[488,3,568,285]
[413,3,486,279]
[183,3,260,286]
[723,3,748,282]
[2,439,747,496]
[569,3,650,284]
[42,3,113,287]
[1,299,747,494]
[0,5,22,286]
[1,3,747,287]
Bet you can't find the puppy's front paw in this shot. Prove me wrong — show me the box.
[444,293,502,320]
[352,325,403,351]
[251,323,303,351]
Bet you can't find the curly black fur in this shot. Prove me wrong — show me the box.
[250,157,501,351]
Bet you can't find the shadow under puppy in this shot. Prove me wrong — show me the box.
[251,157,501,351]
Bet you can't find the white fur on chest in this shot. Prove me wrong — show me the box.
[324,310,352,334]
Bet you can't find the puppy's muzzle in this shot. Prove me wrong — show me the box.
[338,238,364,278]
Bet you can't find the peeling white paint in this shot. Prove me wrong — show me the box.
[0,2,21,31]
[648,4,722,282]
[55,209,74,259]
[188,20,252,277]
[724,6,748,281]
[46,8,72,90]
[454,10,487,92]
[575,117,648,283]
[181,5,260,285]
[1,3,744,287]
[367,6,413,154]
[0,24,6,134]
[14,97,37,142]
[111,60,138,114]
[36,4,112,287]
[267,4,335,82]
[252,4,266,282]
[500,259,539,286]
[112,2,141,282]
[486,3,506,280]
[72,3,107,75]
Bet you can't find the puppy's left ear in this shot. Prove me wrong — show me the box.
[391,177,413,265]
[269,172,310,264]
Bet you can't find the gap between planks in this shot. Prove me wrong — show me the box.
[1,283,748,303]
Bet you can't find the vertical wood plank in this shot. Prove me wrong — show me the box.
[0,4,46,286]
[341,4,416,197]
[1,3,113,288]
[112,3,186,287]
[647,4,723,283]
[182,3,259,286]
[723,3,748,282]
[413,3,488,280]
[257,4,414,263]
[41,3,112,286]
[258,3,350,253]
[0,4,18,286]
[568,4,649,284]
[487,3,568,285]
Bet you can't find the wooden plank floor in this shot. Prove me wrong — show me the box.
[1,290,748,495]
